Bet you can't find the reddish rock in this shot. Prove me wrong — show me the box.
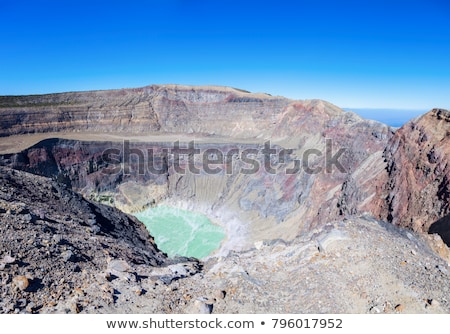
[377,109,450,246]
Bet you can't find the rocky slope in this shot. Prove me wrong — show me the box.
[0,167,200,313]
[192,216,450,314]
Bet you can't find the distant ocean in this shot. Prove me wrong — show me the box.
[343,108,428,128]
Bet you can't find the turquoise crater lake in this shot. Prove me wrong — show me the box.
[134,206,225,259]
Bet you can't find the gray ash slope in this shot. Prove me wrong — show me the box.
[194,217,450,314]
[0,167,200,314]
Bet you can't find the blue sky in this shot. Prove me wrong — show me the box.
[1,0,449,110]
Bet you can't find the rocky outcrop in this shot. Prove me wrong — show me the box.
[379,109,450,246]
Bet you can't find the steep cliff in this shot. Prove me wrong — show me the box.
[379,108,450,247]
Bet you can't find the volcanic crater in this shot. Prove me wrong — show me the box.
[0,85,449,314]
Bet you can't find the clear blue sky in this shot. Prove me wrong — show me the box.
[1,0,449,109]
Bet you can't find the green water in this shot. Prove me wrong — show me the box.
[134,206,225,259]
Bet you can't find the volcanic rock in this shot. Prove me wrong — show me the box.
[378,108,450,248]
[12,276,29,292]
[0,166,200,313]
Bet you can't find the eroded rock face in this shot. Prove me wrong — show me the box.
[378,109,450,245]
[0,85,290,138]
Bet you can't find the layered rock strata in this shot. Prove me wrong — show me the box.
[0,85,290,138]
